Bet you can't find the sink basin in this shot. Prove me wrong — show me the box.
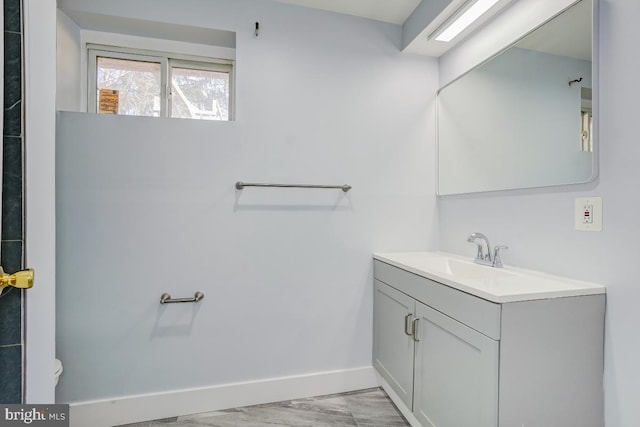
[405,254,520,280]
[373,251,605,303]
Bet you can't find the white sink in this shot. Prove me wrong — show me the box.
[373,251,605,303]
[402,254,520,280]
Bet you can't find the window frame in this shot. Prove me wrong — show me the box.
[168,59,233,121]
[87,44,235,120]
[88,48,168,117]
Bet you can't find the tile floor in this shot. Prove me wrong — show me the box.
[117,387,409,427]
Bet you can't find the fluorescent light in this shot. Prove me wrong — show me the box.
[435,0,501,42]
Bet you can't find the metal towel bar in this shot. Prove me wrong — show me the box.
[235,182,351,192]
[160,292,204,304]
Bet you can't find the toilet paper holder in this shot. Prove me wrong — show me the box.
[160,292,204,304]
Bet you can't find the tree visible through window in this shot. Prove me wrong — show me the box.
[171,67,230,120]
[97,57,162,117]
[89,47,234,120]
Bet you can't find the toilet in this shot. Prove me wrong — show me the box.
[54,359,63,386]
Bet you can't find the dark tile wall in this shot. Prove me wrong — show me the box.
[0,0,24,404]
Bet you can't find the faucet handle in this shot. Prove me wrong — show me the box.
[492,245,508,268]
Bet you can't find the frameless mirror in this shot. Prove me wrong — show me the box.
[437,0,594,195]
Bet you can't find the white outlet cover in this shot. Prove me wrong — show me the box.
[575,197,602,231]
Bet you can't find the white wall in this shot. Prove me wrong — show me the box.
[56,10,81,112]
[24,0,57,403]
[438,0,640,425]
[55,0,439,404]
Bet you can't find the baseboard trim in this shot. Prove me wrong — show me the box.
[69,366,378,427]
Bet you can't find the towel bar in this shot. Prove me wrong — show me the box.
[235,182,351,192]
[160,292,204,304]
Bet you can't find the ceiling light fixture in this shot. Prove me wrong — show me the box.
[435,0,501,42]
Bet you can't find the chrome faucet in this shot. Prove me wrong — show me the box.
[467,232,492,264]
[467,232,508,268]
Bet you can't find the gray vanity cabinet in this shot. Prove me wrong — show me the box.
[413,301,498,427]
[373,259,605,427]
[373,280,416,409]
[373,279,499,427]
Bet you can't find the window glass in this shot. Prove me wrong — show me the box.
[90,47,234,120]
[170,67,230,120]
[96,57,162,117]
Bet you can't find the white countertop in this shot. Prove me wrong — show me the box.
[373,251,606,303]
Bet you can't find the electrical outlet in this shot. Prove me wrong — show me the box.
[583,204,593,224]
[575,197,602,231]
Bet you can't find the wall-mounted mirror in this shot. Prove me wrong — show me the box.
[437,0,594,195]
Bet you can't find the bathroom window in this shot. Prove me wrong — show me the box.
[88,46,234,120]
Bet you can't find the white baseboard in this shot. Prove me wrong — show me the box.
[376,372,422,427]
[69,366,378,427]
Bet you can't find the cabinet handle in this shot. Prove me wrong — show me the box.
[404,313,413,336]
[412,318,420,342]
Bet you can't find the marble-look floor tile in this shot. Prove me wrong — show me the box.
[177,398,357,427]
[116,388,408,427]
[114,417,177,427]
[344,390,409,426]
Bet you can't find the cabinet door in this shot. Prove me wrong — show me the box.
[413,301,499,427]
[373,280,416,409]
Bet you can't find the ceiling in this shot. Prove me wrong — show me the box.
[270,0,517,57]
[516,0,591,61]
[270,1,592,60]
[271,0,422,25]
